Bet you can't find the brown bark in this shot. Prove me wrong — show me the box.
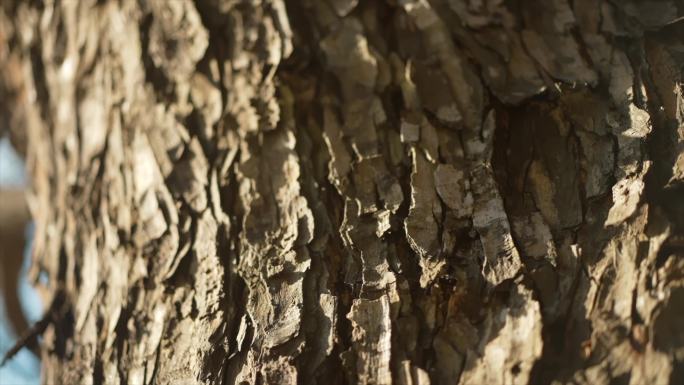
[1,0,683,384]
[0,188,32,340]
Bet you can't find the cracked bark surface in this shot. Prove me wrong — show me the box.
[1,0,684,384]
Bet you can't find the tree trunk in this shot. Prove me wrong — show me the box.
[1,0,683,384]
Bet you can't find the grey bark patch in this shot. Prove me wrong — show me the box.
[348,296,392,385]
[405,148,444,286]
[471,164,522,286]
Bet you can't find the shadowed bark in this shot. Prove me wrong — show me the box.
[1,0,683,384]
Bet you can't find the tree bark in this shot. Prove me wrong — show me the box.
[1,0,683,384]
[0,188,32,342]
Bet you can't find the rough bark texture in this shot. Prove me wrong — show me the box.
[1,0,684,384]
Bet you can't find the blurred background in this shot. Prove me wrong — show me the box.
[0,137,41,385]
